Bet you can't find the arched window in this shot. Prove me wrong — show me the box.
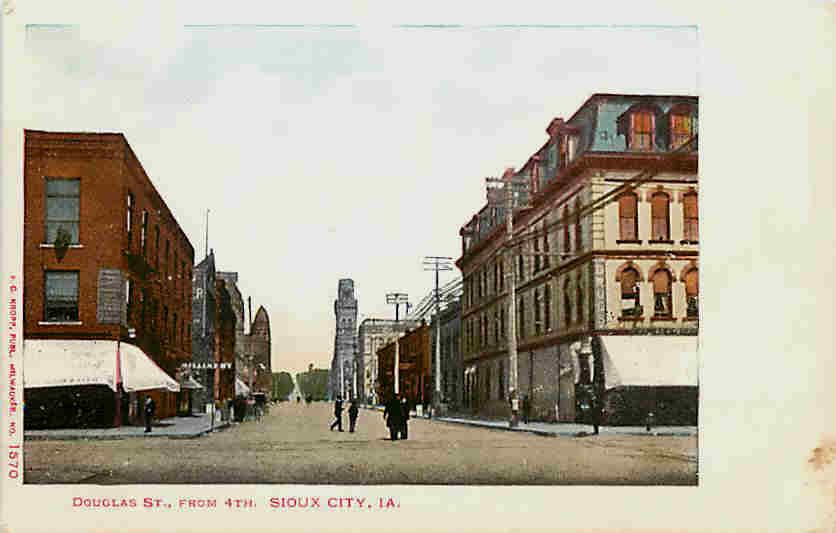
[685,268,699,319]
[563,279,572,327]
[652,269,672,317]
[683,191,699,242]
[651,192,671,241]
[620,267,641,317]
[618,193,638,241]
[576,278,584,324]
[574,199,583,252]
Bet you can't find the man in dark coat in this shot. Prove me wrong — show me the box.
[348,399,359,433]
[522,394,532,424]
[329,396,344,431]
[589,390,602,435]
[143,396,156,433]
[399,396,411,440]
[383,395,402,441]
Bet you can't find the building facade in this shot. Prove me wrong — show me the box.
[457,94,699,424]
[377,322,432,409]
[430,298,463,411]
[22,130,192,427]
[216,271,246,389]
[329,279,357,400]
[190,251,237,417]
[355,318,423,405]
[243,306,272,394]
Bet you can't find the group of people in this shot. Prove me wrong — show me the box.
[383,394,411,441]
[327,394,413,441]
[329,396,360,433]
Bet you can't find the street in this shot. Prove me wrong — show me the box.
[24,401,697,485]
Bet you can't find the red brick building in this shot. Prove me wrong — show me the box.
[23,130,194,427]
[376,323,432,409]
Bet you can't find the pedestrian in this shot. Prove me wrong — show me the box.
[348,399,359,433]
[383,394,402,441]
[589,390,602,436]
[329,396,344,431]
[522,394,531,424]
[399,396,411,440]
[296,395,301,404]
[143,395,156,433]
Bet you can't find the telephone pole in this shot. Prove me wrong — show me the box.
[385,292,408,397]
[386,292,409,322]
[423,256,453,412]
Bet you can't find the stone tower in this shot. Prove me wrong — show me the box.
[330,279,357,400]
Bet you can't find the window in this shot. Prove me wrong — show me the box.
[485,364,492,401]
[533,288,542,335]
[499,306,506,340]
[683,192,699,242]
[154,226,160,268]
[685,268,699,319]
[140,289,148,330]
[562,207,571,253]
[517,295,525,339]
[651,192,671,241]
[620,267,641,317]
[125,279,132,322]
[543,228,551,269]
[173,312,178,345]
[498,360,505,400]
[140,211,148,256]
[574,200,583,251]
[165,240,170,280]
[653,269,673,317]
[126,192,134,247]
[576,279,584,324]
[45,178,80,244]
[162,305,169,341]
[671,112,694,149]
[533,232,541,272]
[494,310,500,345]
[517,254,524,283]
[174,253,179,290]
[544,284,551,332]
[559,135,568,170]
[499,260,504,291]
[618,193,638,241]
[630,110,654,151]
[181,261,186,300]
[44,271,79,322]
[493,261,499,293]
[563,280,572,327]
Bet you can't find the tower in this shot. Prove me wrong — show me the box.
[330,279,358,399]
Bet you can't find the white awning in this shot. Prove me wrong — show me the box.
[24,339,118,391]
[599,335,698,389]
[24,339,180,393]
[235,377,250,397]
[119,342,180,393]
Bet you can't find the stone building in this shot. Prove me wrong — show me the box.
[21,130,190,428]
[377,322,431,409]
[430,298,463,411]
[355,318,423,405]
[457,94,699,425]
[216,272,246,387]
[243,306,272,394]
[329,279,357,400]
[190,251,237,418]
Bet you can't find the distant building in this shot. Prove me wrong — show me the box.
[329,279,357,400]
[22,130,191,428]
[190,251,237,418]
[356,318,423,405]
[457,94,699,424]
[216,272,246,387]
[243,306,272,394]
[430,298,463,411]
[377,322,432,409]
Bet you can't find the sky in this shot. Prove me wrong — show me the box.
[22,24,698,374]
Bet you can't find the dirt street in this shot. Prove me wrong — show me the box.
[24,401,697,485]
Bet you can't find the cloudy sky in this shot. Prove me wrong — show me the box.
[22,23,698,373]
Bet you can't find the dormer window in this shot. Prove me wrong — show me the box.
[669,103,697,150]
[631,110,654,151]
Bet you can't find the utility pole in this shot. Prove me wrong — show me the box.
[423,256,453,413]
[486,171,531,428]
[386,292,409,322]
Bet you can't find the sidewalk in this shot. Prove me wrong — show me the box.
[433,415,696,437]
[362,406,695,437]
[24,413,231,441]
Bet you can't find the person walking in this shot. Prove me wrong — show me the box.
[522,394,531,424]
[399,396,411,440]
[348,399,359,433]
[589,390,602,436]
[383,394,402,441]
[143,396,156,433]
[329,396,344,431]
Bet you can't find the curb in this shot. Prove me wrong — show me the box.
[24,422,232,442]
[431,417,695,438]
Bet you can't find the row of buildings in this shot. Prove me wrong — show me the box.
[22,130,271,428]
[333,93,699,425]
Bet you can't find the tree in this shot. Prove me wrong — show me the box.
[295,368,330,401]
[271,372,294,401]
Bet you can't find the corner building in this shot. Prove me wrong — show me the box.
[457,94,699,425]
[22,131,192,427]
